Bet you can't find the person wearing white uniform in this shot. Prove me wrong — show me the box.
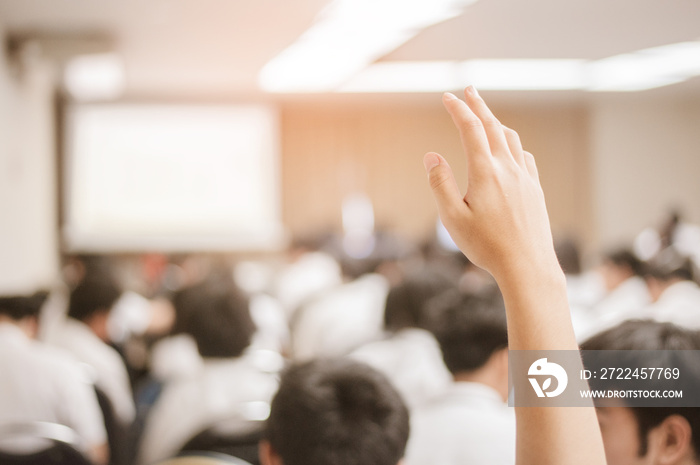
[0,293,108,464]
[291,272,389,361]
[575,250,650,341]
[644,255,700,329]
[350,270,453,408]
[48,274,136,428]
[405,290,514,465]
[138,276,279,465]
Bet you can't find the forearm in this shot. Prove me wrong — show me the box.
[495,262,575,351]
[496,264,606,465]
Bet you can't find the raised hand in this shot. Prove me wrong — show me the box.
[424,87,559,284]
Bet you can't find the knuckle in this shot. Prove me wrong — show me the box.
[482,117,502,129]
[429,169,451,191]
[459,118,484,132]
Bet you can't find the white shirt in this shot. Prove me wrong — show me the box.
[645,280,700,329]
[350,328,452,408]
[272,251,343,318]
[0,323,107,453]
[137,354,279,465]
[405,382,516,465]
[292,273,388,360]
[575,276,650,341]
[47,317,136,425]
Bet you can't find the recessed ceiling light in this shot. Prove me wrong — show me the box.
[64,53,125,101]
[258,0,478,93]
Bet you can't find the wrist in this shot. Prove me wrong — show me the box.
[491,253,566,295]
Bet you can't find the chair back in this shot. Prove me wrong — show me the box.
[0,422,93,465]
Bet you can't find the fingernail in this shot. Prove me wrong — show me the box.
[465,85,479,97]
[443,92,458,101]
[424,153,440,173]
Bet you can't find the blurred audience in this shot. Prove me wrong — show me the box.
[47,272,137,431]
[350,269,453,408]
[405,289,514,465]
[576,249,651,340]
[137,275,279,465]
[0,291,108,464]
[643,250,700,329]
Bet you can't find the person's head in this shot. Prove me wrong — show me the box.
[171,276,255,358]
[582,320,700,465]
[383,269,453,333]
[644,250,695,302]
[599,249,645,292]
[68,272,122,341]
[261,358,410,465]
[429,289,509,400]
[0,291,48,337]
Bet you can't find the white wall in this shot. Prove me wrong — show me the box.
[589,92,700,250]
[0,25,59,294]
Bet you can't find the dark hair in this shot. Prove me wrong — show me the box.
[0,291,49,321]
[603,249,645,277]
[428,290,508,374]
[555,237,582,275]
[645,249,694,282]
[383,270,453,332]
[266,358,410,465]
[68,273,122,322]
[582,320,700,457]
[171,276,255,358]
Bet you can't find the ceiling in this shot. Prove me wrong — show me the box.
[1,0,699,100]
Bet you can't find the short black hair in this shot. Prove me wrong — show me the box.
[171,276,255,358]
[603,249,645,277]
[428,289,508,374]
[266,358,410,465]
[582,320,700,457]
[68,273,122,322]
[383,270,453,332]
[645,249,694,282]
[0,291,49,321]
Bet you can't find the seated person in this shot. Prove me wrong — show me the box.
[582,319,700,465]
[643,251,700,329]
[47,272,136,429]
[405,290,514,465]
[576,249,650,340]
[259,358,409,465]
[0,291,108,464]
[138,275,279,465]
[350,269,453,407]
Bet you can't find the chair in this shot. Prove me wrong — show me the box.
[95,386,131,465]
[0,422,93,465]
[156,451,254,465]
[179,424,263,465]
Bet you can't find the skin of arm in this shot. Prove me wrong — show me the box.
[423,87,606,465]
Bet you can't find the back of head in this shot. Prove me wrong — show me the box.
[68,273,122,322]
[603,249,645,277]
[582,320,700,457]
[645,248,694,283]
[383,269,453,333]
[171,276,255,358]
[0,291,49,321]
[265,358,409,465]
[428,289,508,375]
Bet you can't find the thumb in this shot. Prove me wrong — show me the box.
[423,152,464,219]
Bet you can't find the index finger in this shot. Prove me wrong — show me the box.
[442,92,493,175]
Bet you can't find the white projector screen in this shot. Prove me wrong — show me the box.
[64,104,285,252]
